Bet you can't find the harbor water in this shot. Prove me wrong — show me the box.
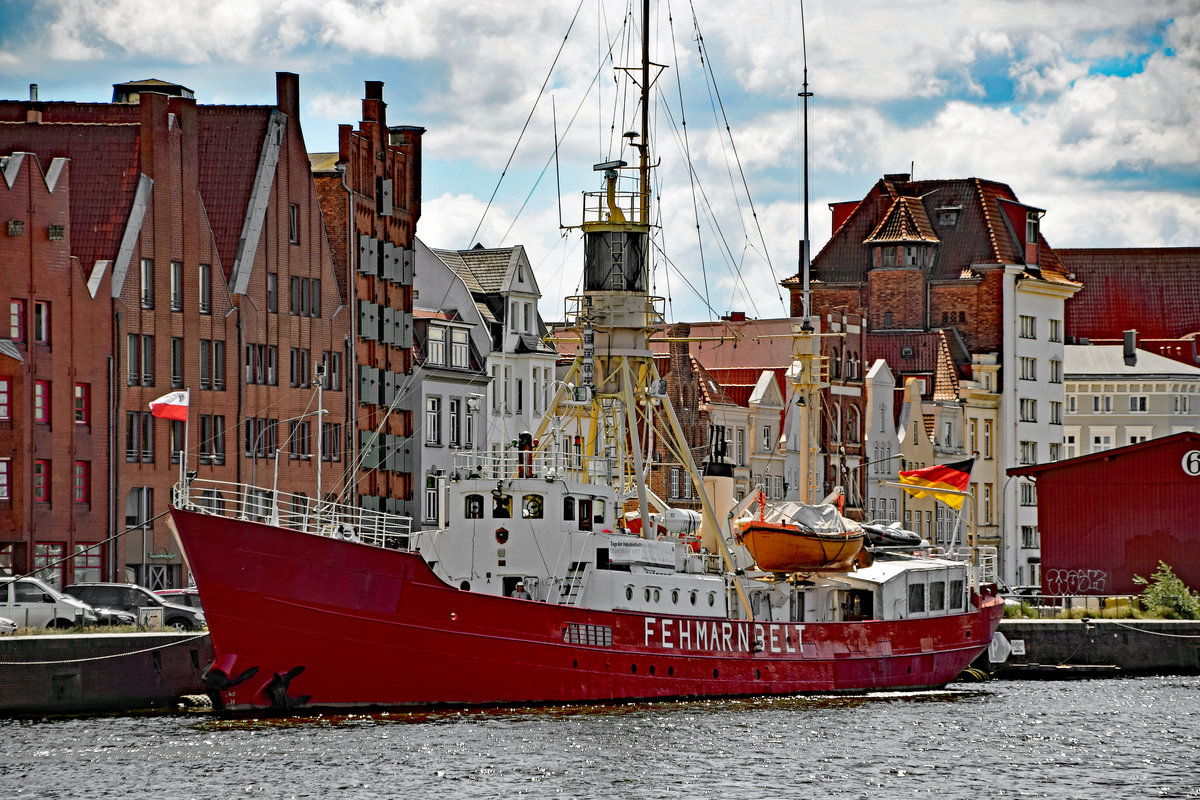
[3,676,1198,799]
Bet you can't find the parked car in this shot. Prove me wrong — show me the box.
[64,583,205,631]
[0,616,17,634]
[155,587,204,614]
[1,576,98,629]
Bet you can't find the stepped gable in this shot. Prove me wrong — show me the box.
[0,119,140,274]
[1059,247,1200,340]
[196,105,273,280]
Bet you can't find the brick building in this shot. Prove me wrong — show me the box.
[785,174,1081,585]
[0,74,417,589]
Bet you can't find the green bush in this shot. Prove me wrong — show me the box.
[1132,562,1200,620]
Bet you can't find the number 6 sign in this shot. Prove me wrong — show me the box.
[1184,450,1200,477]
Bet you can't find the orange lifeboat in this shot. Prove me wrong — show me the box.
[738,493,865,572]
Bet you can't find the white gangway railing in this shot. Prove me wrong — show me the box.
[173,478,411,550]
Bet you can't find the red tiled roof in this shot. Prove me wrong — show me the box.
[196,106,273,280]
[807,177,1072,287]
[865,330,958,399]
[1059,247,1200,340]
[0,120,141,272]
[864,195,938,244]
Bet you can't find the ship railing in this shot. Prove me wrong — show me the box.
[581,188,648,226]
[451,450,614,485]
[563,294,666,329]
[173,478,411,549]
[919,545,999,589]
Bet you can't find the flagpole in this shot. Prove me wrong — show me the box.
[182,386,190,487]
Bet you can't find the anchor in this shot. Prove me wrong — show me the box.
[264,665,311,710]
[201,665,259,711]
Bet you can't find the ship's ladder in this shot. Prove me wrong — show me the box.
[556,561,591,606]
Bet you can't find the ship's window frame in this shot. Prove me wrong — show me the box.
[563,496,575,521]
[522,494,544,519]
[465,494,483,519]
[593,499,605,523]
[929,580,946,611]
[578,498,593,531]
[492,493,512,518]
[907,582,926,614]
[949,579,965,610]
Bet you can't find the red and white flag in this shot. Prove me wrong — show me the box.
[149,390,189,421]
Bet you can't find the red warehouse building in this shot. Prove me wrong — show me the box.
[1009,432,1200,595]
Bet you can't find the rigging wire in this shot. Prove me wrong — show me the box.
[466,0,588,250]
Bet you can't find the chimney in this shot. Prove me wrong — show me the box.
[1123,329,1137,365]
[29,84,38,102]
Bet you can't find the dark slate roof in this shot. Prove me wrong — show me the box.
[0,121,141,272]
[807,177,1072,287]
[196,106,273,280]
[1058,247,1200,340]
[515,333,556,355]
[865,330,959,400]
[864,195,939,244]
[432,246,514,294]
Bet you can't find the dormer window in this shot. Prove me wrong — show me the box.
[936,206,961,228]
[1025,211,1040,264]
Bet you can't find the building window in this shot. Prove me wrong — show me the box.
[322,352,342,391]
[289,203,300,245]
[424,475,439,523]
[1021,525,1040,549]
[427,326,445,366]
[1019,356,1036,381]
[449,398,461,447]
[73,544,101,583]
[33,542,65,587]
[73,461,90,504]
[1092,433,1113,453]
[126,411,154,462]
[310,279,320,317]
[1019,398,1037,422]
[267,272,278,314]
[736,429,745,465]
[451,328,469,368]
[670,467,681,499]
[125,487,154,531]
[465,403,475,447]
[983,484,992,525]
[1019,440,1037,465]
[762,425,773,453]
[1049,359,1062,384]
[9,299,25,341]
[74,383,90,425]
[321,421,342,462]
[288,420,311,460]
[1129,396,1148,413]
[140,259,154,309]
[172,338,185,389]
[1020,481,1037,506]
[0,376,9,421]
[170,261,183,311]
[1049,442,1062,461]
[198,264,212,314]
[2,459,13,501]
[426,397,442,445]
[33,459,50,502]
[516,379,524,414]
[1049,319,1062,343]
[34,300,50,343]
[1065,434,1077,459]
[34,380,49,423]
[1019,315,1036,339]
[983,420,993,459]
[290,348,310,388]
[1050,401,1062,425]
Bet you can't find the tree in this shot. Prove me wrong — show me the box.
[1132,561,1200,620]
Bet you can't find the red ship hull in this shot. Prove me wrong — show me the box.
[170,506,1004,711]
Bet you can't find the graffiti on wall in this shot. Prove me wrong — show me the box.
[1044,568,1109,596]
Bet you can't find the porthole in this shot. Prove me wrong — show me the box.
[667,666,674,677]
[755,669,761,680]
[690,591,697,606]
[625,586,634,601]
[644,587,651,602]
[649,665,656,676]
[671,589,679,604]
[573,659,579,669]
[460,581,470,591]
[653,589,661,603]
[631,664,637,674]
[708,592,716,607]
[713,668,719,679]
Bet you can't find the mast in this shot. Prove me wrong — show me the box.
[542,0,754,618]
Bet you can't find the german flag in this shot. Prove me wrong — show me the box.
[898,458,975,511]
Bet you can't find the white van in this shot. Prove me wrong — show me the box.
[0,576,97,629]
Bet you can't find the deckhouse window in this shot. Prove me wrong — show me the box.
[465,494,483,519]
[492,493,512,518]
[522,494,544,519]
[563,496,575,521]
[907,583,926,614]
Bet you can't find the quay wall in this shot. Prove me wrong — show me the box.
[0,632,212,714]
[992,619,1200,677]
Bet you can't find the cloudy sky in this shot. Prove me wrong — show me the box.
[2,0,1196,323]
